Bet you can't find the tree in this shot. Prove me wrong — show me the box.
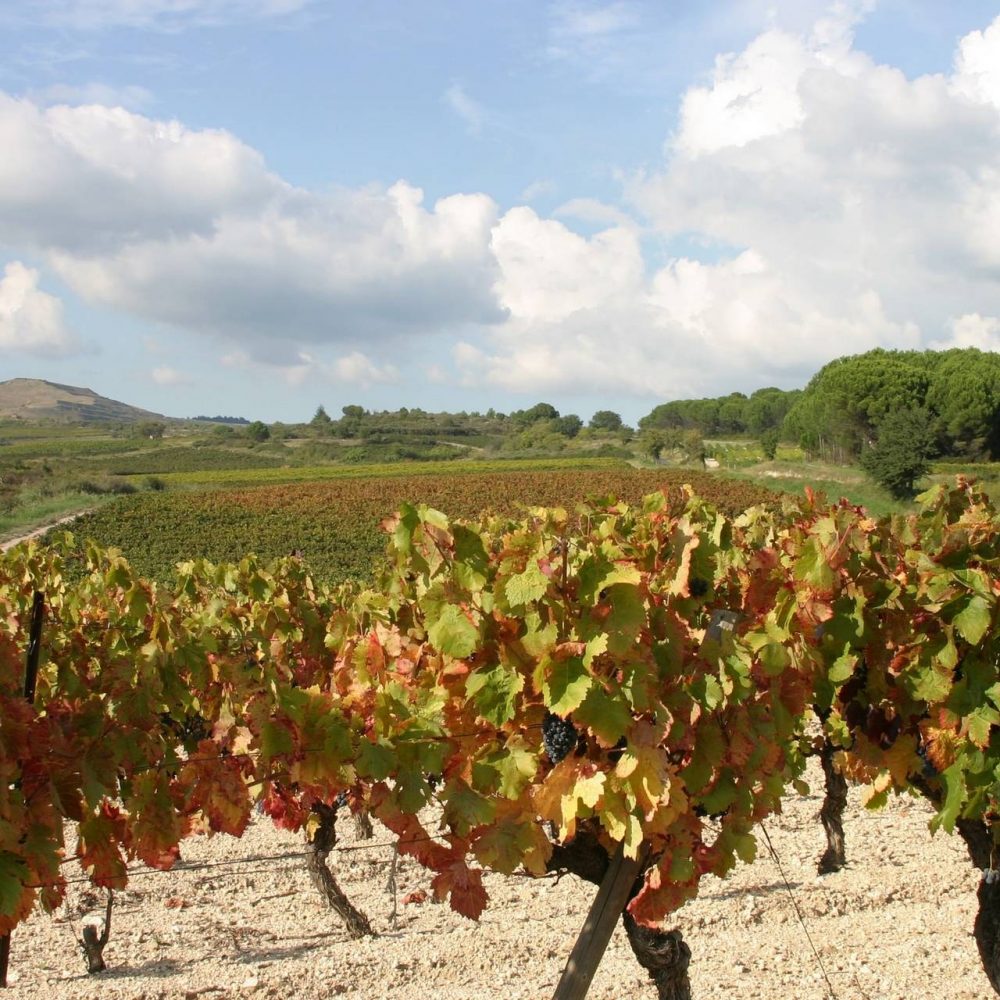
[760,429,780,460]
[245,420,271,443]
[589,410,623,432]
[311,405,332,428]
[860,407,934,500]
[136,421,165,440]
[511,402,559,427]
[639,429,667,461]
[553,414,582,438]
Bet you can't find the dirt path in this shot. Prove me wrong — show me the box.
[0,510,92,553]
[3,758,991,999]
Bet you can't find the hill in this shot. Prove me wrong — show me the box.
[0,378,163,423]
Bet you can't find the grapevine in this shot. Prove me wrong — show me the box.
[2,478,1000,994]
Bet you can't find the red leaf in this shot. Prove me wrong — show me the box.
[431,862,488,920]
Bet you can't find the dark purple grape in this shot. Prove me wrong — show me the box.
[542,712,578,764]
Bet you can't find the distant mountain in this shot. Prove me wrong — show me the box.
[0,378,165,423]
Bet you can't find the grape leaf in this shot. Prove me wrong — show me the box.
[428,604,479,659]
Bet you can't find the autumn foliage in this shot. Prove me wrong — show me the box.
[2,478,1000,936]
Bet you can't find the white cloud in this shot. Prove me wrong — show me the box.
[951,15,1000,110]
[0,94,277,252]
[5,9,1000,405]
[332,351,400,386]
[591,10,1000,395]
[491,207,643,323]
[0,261,80,356]
[443,9,1000,400]
[150,365,192,385]
[931,314,1000,353]
[0,93,505,363]
[443,83,485,137]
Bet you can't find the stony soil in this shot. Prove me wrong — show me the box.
[5,759,991,999]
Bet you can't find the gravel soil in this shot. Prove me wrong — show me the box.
[5,758,991,999]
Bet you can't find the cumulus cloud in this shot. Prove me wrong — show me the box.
[597,9,1000,392]
[0,261,80,356]
[5,8,1000,404]
[443,8,1000,399]
[0,93,505,364]
[931,314,1000,353]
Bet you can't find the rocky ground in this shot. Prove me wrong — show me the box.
[4,759,991,999]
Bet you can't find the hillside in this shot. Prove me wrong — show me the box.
[0,378,163,423]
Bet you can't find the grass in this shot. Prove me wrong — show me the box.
[727,460,908,516]
[0,492,107,542]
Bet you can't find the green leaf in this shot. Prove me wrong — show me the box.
[574,687,631,747]
[965,706,1000,749]
[793,537,835,590]
[933,762,967,833]
[954,595,992,646]
[491,741,538,798]
[428,604,479,659]
[542,656,592,717]
[442,781,496,836]
[669,855,695,881]
[466,663,523,726]
[758,643,789,677]
[260,720,295,760]
[356,740,394,781]
[828,646,859,684]
[698,770,737,816]
[906,661,953,703]
[0,853,28,918]
[453,525,489,592]
[605,583,646,655]
[505,561,549,607]
[680,721,725,794]
[583,633,608,669]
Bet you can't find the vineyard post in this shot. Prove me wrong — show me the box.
[0,591,45,989]
[551,842,648,1000]
[24,591,45,703]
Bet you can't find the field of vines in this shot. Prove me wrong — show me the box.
[5,477,1000,998]
[118,454,639,488]
[60,466,779,583]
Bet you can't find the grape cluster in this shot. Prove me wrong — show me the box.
[542,711,579,763]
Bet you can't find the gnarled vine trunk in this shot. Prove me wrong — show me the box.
[306,803,374,938]
[817,741,848,874]
[955,817,1000,995]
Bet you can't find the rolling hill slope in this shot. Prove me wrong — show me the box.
[0,378,164,423]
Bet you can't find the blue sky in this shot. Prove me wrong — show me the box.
[1,1,1000,424]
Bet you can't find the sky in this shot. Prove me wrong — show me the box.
[1,1,1000,424]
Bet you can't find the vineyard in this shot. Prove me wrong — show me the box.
[61,467,777,583]
[4,478,1000,998]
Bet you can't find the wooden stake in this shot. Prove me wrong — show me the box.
[552,842,647,1000]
